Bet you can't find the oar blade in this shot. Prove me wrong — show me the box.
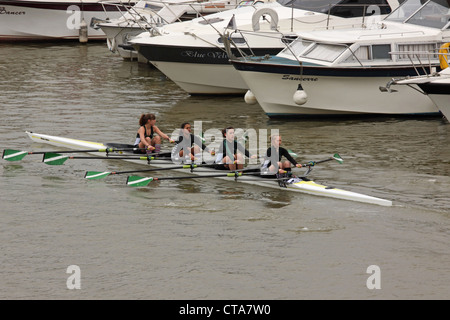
[85,171,112,180]
[332,153,344,164]
[2,149,28,161]
[126,175,154,187]
[42,152,69,165]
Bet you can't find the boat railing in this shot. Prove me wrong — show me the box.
[97,0,270,35]
[389,49,449,76]
[357,30,426,39]
[380,48,450,93]
[95,0,158,31]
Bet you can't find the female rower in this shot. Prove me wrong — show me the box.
[171,122,215,163]
[134,113,174,154]
[261,134,302,174]
[215,126,257,171]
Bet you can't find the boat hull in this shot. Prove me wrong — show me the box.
[150,60,251,94]
[98,24,144,60]
[232,60,440,117]
[418,81,450,121]
[25,131,393,206]
[0,0,131,41]
[136,43,283,94]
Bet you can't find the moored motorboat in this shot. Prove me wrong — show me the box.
[21,131,393,206]
[229,0,450,117]
[416,73,450,121]
[97,0,245,61]
[0,0,135,41]
[129,0,399,94]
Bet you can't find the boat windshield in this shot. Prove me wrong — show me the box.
[280,39,348,62]
[385,0,450,29]
[277,0,394,16]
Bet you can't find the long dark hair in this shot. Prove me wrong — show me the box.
[139,113,156,126]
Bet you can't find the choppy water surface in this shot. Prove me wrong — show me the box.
[0,43,449,300]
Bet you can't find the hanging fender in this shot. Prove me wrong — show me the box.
[252,8,278,31]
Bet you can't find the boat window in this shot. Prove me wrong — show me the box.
[397,43,441,59]
[372,44,391,59]
[276,0,342,11]
[217,36,247,45]
[344,44,391,61]
[385,0,423,22]
[276,0,397,16]
[386,0,450,28]
[347,45,371,61]
[406,0,450,29]
[280,39,312,57]
[281,34,298,45]
[302,43,347,62]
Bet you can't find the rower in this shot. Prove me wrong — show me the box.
[261,134,302,175]
[215,126,257,171]
[171,122,215,163]
[134,113,174,154]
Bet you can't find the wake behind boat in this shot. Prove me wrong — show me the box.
[17,131,392,206]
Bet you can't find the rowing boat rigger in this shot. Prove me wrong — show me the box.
[5,131,392,207]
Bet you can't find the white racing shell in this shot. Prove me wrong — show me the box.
[25,131,393,206]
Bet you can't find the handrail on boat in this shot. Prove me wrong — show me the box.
[357,30,426,39]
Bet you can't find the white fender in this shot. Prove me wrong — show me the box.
[244,90,257,105]
[252,8,278,31]
[293,84,308,105]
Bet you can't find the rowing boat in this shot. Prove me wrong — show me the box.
[24,131,393,206]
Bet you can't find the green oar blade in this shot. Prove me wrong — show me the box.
[2,149,28,161]
[126,176,154,187]
[332,153,344,164]
[42,152,69,165]
[85,171,112,180]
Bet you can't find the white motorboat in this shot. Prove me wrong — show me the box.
[413,69,450,121]
[229,0,450,117]
[0,0,136,41]
[382,47,450,122]
[11,131,393,206]
[97,0,245,60]
[129,0,400,94]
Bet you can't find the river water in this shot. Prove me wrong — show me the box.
[0,42,449,300]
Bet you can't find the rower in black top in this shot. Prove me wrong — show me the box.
[261,134,302,174]
[171,122,215,163]
[215,126,257,171]
[134,113,174,154]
